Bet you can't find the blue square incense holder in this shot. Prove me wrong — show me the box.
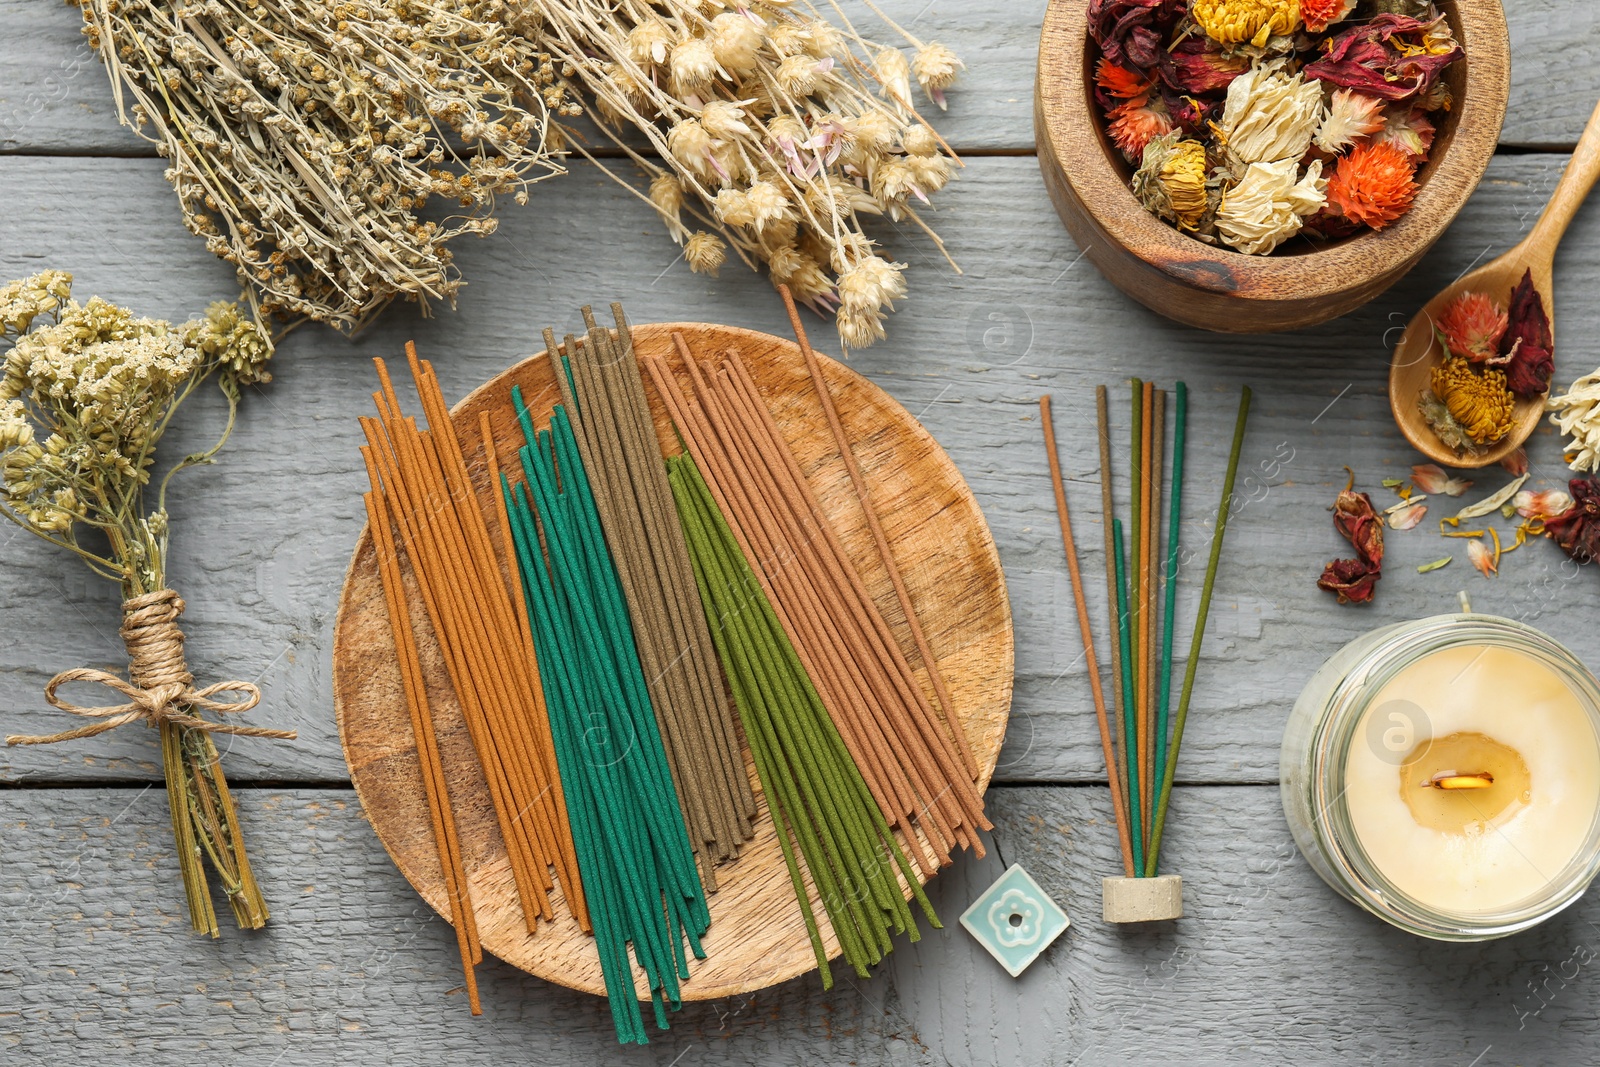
[959,864,1070,977]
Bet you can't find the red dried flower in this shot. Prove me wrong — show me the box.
[1108,97,1175,160]
[1157,36,1247,95]
[1500,269,1554,398]
[1097,57,1154,99]
[1326,142,1418,229]
[1318,469,1385,604]
[1546,477,1600,564]
[1088,0,1185,71]
[1435,291,1508,364]
[1303,14,1464,103]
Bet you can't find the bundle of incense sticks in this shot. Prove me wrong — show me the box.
[641,324,991,881]
[358,346,588,1007]
[1040,381,1252,891]
[502,384,710,1044]
[544,305,755,884]
[669,450,938,984]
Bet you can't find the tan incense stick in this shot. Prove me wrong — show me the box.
[1095,387,1130,827]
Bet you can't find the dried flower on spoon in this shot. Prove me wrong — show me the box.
[0,272,293,937]
[1087,2,1463,254]
[1417,269,1552,452]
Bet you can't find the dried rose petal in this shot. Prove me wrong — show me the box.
[1157,36,1246,95]
[1501,269,1554,398]
[1318,556,1382,603]
[1515,488,1574,521]
[1546,477,1600,563]
[1321,470,1385,603]
[1467,537,1498,578]
[1088,0,1184,71]
[1303,14,1464,103]
[1387,501,1428,530]
[1411,463,1472,497]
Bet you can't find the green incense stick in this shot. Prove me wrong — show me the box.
[1113,518,1143,876]
[1153,382,1187,807]
[1145,385,1251,877]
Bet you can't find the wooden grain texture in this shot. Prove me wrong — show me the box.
[7,785,1600,1064]
[3,151,1600,791]
[332,324,1012,998]
[1035,0,1509,332]
[3,0,1599,157]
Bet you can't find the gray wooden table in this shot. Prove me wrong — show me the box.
[4,2,1600,1062]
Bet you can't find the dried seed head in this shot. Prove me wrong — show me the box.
[710,12,764,75]
[685,231,727,276]
[670,35,720,96]
[699,99,752,141]
[874,48,912,107]
[627,20,675,67]
[902,124,940,157]
[912,42,962,109]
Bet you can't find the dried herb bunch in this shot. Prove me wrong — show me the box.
[526,0,963,348]
[76,0,576,332]
[1,271,292,937]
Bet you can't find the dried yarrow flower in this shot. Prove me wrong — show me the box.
[1435,291,1509,364]
[1190,0,1300,48]
[1326,142,1418,229]
[1314,89,1386,155]
[1132,131,1211,230]
[1215,158,1326,255]
[1430,357,1517,445]
[1501,269,1554,398]
[1217,60,1325,166]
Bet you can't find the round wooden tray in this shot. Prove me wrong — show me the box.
[333,322,1013,1000]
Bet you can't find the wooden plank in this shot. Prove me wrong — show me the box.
[2,785,1595,1061]
[3,151,1598,786]
[2,0,1597,156]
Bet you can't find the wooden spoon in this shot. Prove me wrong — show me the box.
[1390,99,1600,469]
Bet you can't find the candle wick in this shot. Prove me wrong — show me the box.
[1427,770,1494,790]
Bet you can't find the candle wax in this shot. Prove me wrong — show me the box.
[1345,644,1600,915]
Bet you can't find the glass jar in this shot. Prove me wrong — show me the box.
[1281,613,1600,941]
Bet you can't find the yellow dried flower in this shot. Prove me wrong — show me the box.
[1431,357,1517,445]
[1133,131,1210,231]
[710,12,764,75]
[1192,0,1301,47]
[875,48,912,108]
[669,35,719,96]
[626,20,674,67]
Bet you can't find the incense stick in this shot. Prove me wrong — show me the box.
[1095,387,1130,824]
[1137,380,1154,847]
[1040,396,1134,877]
[1145,386,1251,877]
[1113,517,1144,876]
[1155,383,1187,802]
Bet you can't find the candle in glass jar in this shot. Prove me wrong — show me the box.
[1345,643,1600,915]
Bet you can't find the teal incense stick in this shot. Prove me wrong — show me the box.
[1153,382,1187,806]
[1113,518,1144,876]
[1145,385,1251,877]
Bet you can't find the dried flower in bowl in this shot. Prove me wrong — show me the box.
[1133,132,1211,231]
[1086,1,1464,254]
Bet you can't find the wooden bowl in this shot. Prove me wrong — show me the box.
[1035,0,1510,333]
[333,323,1014,1001]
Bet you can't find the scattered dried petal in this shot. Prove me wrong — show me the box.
[1417,557,1452,573]
[1466,537,1497,578]
[1445,474,1529,525]
[1411,463,1472,497]
[1515,488,1574,521]
[1387,501,1428,530]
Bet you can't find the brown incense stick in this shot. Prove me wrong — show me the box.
[778,285,975,778]
[1039,395,1134,876]
[364,487,482,1013]
[1094,386,1130,834]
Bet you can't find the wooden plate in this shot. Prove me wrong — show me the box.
[333,322,1013,1000]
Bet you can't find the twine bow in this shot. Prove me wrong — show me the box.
[6,589,297,746]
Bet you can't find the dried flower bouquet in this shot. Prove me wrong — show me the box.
[1,272,293,936]
[73,0,964,349]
